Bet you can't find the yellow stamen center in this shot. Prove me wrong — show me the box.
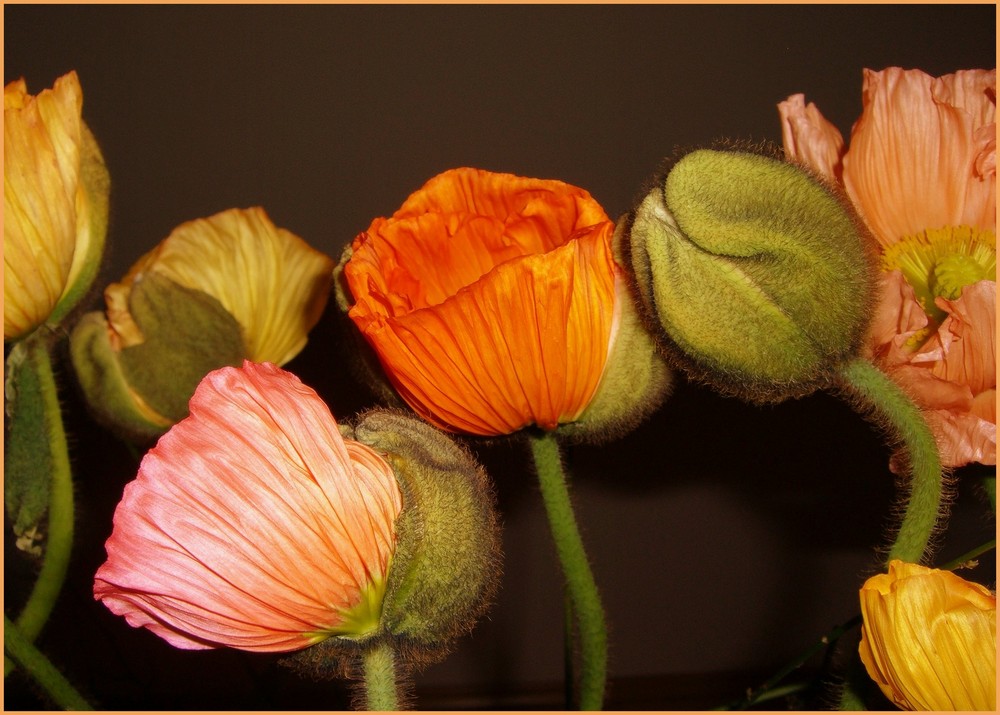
[881,226,996,325]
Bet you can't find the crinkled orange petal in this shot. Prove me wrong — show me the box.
[777,93,846,182]
[843,68,997,246]
[391,167,610,234]
[94,361,402,652]
[349,222,617,435]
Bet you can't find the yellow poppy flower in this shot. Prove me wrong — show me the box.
[858,560,996,711]
[106,206,333,365]
[70,207,334,440]
[4,71,109,341]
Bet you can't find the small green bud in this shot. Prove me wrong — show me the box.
[352,410,501,657]
[69,273,245,442]
[626,147,878,402]
[559,218,673,442]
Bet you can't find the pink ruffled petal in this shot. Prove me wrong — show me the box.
[924,406,997,467]
[777,93,846,182]
[918,280,996,396]
[843,68,996,246]
[867,271,931,364]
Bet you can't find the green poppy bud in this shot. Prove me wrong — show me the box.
[625,147,879,402]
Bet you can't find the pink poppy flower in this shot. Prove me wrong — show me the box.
[779,68,996,466]
[94,361,403,652]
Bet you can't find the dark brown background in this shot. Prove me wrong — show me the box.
[4,4,996,710]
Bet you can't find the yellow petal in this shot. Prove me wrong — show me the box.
[859,560,997,710]
[3,72,83,340]
[109,207,334,365]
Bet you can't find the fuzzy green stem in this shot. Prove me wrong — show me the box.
[361,641,399,711]
[529,431,607,710]
[4,615,91,710]
[837,358,944,564]
[5,338,75,678]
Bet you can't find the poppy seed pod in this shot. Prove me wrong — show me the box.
[625,148,879,402]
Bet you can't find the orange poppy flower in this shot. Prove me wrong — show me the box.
[779,68,996,466]
[342,168,620,436]
[94,361,403,652]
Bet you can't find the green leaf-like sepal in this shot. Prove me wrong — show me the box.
[115,273,246,422]
[352,410,501,660]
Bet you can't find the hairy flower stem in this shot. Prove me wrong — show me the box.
[361,642,399,711]
[4,337,75,678]
[837,358,945,564]
[834,357,945,710]
[3,615,91,710]
[529,431,607,710]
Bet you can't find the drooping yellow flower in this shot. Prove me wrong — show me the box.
[70,207,334,440]
[4,71,109,341]
[106,206,333,365]
[858,560,996,711]
[779,67,997,466]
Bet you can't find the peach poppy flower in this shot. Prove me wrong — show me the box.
[779,68,996,466]
[342,167,620,436]
[93,361,402,652]
[4,71,108,341]
[858,560,996,711]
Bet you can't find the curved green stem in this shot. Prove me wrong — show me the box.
[837,358,944,564]
[529,431,607,710]
[4,615,91,710]
[361,641,399,711]
[5,338,75,677]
